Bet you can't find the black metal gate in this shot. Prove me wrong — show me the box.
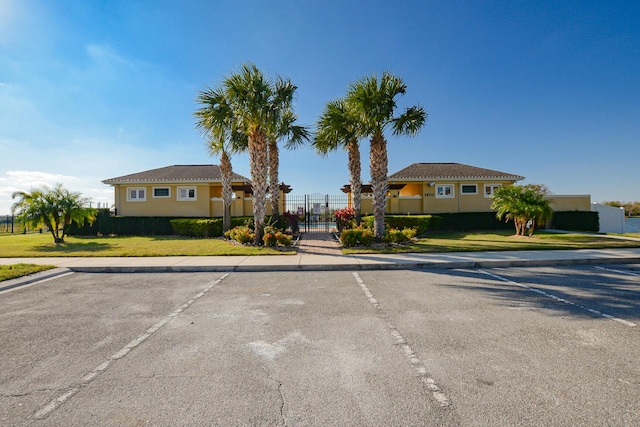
[284,193,349,233]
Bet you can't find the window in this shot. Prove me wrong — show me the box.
[484,184,501,198]
[153,187,170,198]
[127,187,146,202]
[461,184,478,195]
[436,184,454,198]
[177,186,197,201]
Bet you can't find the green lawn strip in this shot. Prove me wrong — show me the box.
[342,230,640,254]
[0,264,57,282]
[0,234,294,257]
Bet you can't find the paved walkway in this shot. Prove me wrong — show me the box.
[295,231,342,256]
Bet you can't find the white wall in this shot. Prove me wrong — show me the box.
[591,203,625,234]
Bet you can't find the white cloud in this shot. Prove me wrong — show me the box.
[0,170,113,213]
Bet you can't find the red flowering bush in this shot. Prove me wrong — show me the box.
[334,207,356,232]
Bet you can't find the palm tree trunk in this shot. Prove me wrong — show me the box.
[220,150,233,233]
[369,134,388,240]
[268,139,280,219]
[249,129,268,244]
[347,139,362,225]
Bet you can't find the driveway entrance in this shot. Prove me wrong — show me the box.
[285,193,348,233]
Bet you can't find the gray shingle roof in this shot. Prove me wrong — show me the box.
[389,163,524,181]
[102,165,250,185]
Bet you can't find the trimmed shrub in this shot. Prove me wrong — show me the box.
[340,227,375,247]
[170,219,223,238]
[551,211,599,232]
[225,225,255,244]
[385,227,417,243]
[361,215,440,236]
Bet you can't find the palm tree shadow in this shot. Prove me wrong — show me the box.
[33,240,113,253]
[420,268,640,322]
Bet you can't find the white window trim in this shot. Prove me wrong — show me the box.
[435,184,455,199]
[177,186,197,201]
[484,184,502,198]
[127,187,146,202]
[461,184,478,195]
[152,187,171,198]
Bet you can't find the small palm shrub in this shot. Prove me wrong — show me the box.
[340,227,375,247]
[225,225,255,244]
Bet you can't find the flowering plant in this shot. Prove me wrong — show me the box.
[334,207,355,231]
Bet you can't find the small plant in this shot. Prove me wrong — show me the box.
[385,227,417,243]
[276,233,293,246]
[225,225,255,244]
[335,207,356,232]
[262,224,292,247]
[340,226,374,247]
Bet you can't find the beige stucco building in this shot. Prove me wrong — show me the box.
[103,165,291,217]
[342,163,590,214]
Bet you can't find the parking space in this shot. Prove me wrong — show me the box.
[0,266,638,426]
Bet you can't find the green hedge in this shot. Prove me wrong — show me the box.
[436,212,514,231]
[361,215,441,236]
[69,212,286,237]
[551,211,599,232]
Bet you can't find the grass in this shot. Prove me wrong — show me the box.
[0,264,56,282]
[0,234,295,257]
[342,230,640,254]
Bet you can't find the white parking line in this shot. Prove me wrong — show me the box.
[352,272,451,408]
[595,266,640,277]
[477,269,637,328]
[33,273,230,420]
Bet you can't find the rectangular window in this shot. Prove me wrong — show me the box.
[153,187,170,198]
[484,184,502,198]
[436,184,454,198]
[461,184,478,195]
[127,187,146,202]
[177,186,197,201]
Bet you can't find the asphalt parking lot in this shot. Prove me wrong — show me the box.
[1,265,639,426]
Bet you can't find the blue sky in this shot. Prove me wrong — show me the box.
[1,0,639,214]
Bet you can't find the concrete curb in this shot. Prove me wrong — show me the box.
[64,256,640,273]
[0,268,73,292]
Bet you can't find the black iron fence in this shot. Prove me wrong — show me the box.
[284,194,349,233]
[0,214,24,234]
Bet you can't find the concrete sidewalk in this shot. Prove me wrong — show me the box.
[2,248,640,274]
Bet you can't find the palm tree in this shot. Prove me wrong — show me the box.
[221,63,301,244]
[492,184,553,236]
[268,106,310,219]
[314,98,363,225]
[11,184,96,243]
[346,72,426,239]
[194,85,245,233]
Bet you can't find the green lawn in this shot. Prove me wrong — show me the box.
[342,230,640,254]
[0,264,56,282]
[0,234,295,257]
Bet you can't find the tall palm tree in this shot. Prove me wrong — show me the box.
[314,98,363,224]
[268,107,310,219]
[346,72,426,239]
[221,63,300,244]
[194,85,244,233]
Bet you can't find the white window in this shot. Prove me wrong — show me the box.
[484,184,502,198]
[461,184,478,195]
[127,187,146,202]
[177,186,197,201]
[436,184,454,198]
[153,187,170,198]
